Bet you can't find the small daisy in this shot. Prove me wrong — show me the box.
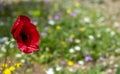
[56,66,62,71]
[9,43,14,48]
[68,68,74,72]
[74,46,81,51]
[2,37,8,42]
[97,34,101,38]
[16,54,22,58]
[69,48,75,53]
[89,35,94,41]
[110,31,115,36]
[83,17,90,23]
[1,46,6,52]
[46,68,54,74]
[21,59,25,63]
[48,20,55,25]
[114,22,119,27]
[78,60,84,65]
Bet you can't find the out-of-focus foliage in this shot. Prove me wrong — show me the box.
[0,0,120,74]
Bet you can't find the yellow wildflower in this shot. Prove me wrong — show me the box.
[56,25,61,30]
[66,9,72,14]
[14,62,22,68]
[40,55,45,60]
[8,60,12,64]
[70,34,75,38]
[2,64,8,68]
[48,29,52,33]
[74,39,80,43]
[9,66,15,71]
[54,3,59,8]
[67,61,74,66]
[74,2,80,8]
[13,0,20,4]
[60,41,67,47]
[3,69,11,74]
[79,27,85,32]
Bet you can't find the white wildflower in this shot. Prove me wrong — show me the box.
[10,38,15,42]
[16,54,22,58]
[115,48,120,53]
[9,43,14,48]
[21,59,25,63]
[97,34,101,38]
[98,17,105,22]
[0,54,3,57]
[106,28,111,32]
[32,21,38,25]
[2,37,8,42]
[48,20,55,25]
[56,66,62,71]
[89,35,94,41]
[78,60,84,65]
[110,31,115,36]
[74,46,81,51]
[46,68,54,74]
[83,17,90,23]
[69,48,75,53]
[1,45,6,52]
[114,64,118,68]
[68,68,73,72]
[114,22,119,27]
[5,41,9,45]
[106,69,112,73]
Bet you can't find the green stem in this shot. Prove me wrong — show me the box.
[1,48,9,74]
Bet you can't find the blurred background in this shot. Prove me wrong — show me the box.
[0,0,120,74]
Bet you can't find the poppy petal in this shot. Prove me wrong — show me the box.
[11,15,40,54]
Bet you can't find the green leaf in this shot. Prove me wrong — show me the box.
[116,67,120,74]
[33,10,40,17]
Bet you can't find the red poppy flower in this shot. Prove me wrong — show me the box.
[11,15,40,54]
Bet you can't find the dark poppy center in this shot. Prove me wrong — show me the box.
[20,33,28,41]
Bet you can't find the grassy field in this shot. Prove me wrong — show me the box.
[0,0,120,74]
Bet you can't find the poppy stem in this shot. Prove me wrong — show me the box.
[1,47,8,74]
